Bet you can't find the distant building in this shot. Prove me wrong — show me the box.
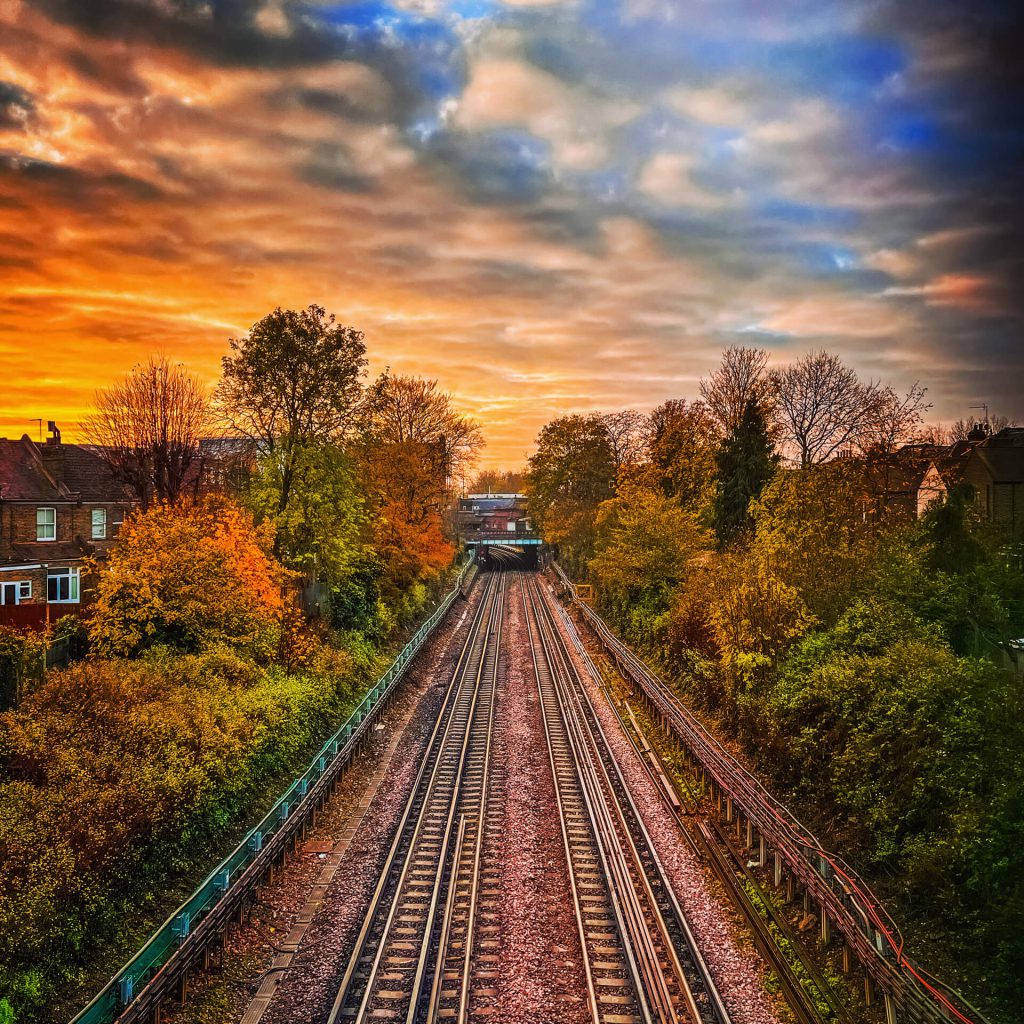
[917,427,1024,535]
[455,493,533,539]
[0,423,136,620]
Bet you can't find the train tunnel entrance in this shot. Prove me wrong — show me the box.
[477,543,540,571]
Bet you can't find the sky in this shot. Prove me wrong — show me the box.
[1,0,1022,467]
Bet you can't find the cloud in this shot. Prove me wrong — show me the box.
[0,0,1020,464]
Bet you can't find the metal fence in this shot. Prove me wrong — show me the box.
[70,559,471,1024]
[553,562,988,1024]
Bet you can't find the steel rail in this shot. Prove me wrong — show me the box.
[553,562,990,1024]
[327,571,504,1024]
[547,597,840,1024]
[533,575,731,1024]
[522,573,730,1024]
[70,558,473,1024]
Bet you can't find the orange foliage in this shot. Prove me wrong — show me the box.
[89,496,289,658]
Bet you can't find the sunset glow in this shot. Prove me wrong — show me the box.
[1,0,1021,465]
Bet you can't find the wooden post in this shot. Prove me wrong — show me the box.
[884,991,897,1024]
[864,973,874,1007]
[820,910,831,946]
[758,835,766,867]
[842,945,851,974]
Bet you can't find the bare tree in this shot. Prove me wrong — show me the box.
[601,409,648,487]
[699,346,773,436]
[857,381,932,457]
[771,350,879,467]
[949,414,1010,442]
[84,356,214,506]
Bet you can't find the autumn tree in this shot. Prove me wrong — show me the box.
[361,376,481,600]
[648,398,718,514]
[215,305,368,518]
[90,497,287,658]
[601,409,648,488]
[590,481,710,644]
[84,356,214,507]
[369,375,483,501]
[700,346,773,436]
[528,414,615,567]
[712,400,778,546]
[469,468,528,494]
[749,459,871,624]
[771,350,879,467]
[244,440,367,586]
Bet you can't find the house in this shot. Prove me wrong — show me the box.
[455,494,533,539]
[917,427,1024,535]
[0,423,136,620]
[965,427,1024,535]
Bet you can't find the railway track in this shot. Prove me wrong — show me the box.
[520,573,731,1024]
[327,570,505,1024]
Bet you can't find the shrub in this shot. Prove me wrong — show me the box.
[89,497,288,659]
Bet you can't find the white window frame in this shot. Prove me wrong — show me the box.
[0,580,31,605]
[36,506,56,541]
[47,568,80,604]
[91,507,108,540]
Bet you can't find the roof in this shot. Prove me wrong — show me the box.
[0,435,132,503]
[0,438,60,501]
[968,427,1024,483]
[60,445,133,501]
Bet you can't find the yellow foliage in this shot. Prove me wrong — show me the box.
[89,496,290,658]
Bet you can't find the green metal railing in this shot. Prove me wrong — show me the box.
[70,559,472,1024]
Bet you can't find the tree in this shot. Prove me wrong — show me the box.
[949,414,1011,442]
[528,414,615,567]
[749,459,871,624]
[84,356,213,507]
[590,481,710,643]
[601,410,648,488]
[712,400,778,546]
[858,382,934,516]
[771,350,879,467]
[648,398,718,514]
[89,497,287,658]
[700,346,773,436]
[469,468,528,494]
[244,440,367,586]
[858,382,931,457]
[214,305,368,517]
[369,375,483,502]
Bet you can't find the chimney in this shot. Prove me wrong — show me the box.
[40,421,64,483]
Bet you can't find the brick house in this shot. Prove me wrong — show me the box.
[0,424,136,619]
[917,427,1024,535]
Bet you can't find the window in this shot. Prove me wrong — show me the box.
[0,581,30,605]
[36,507,56,541]
[47,568,79,604]
[91,508,107,540]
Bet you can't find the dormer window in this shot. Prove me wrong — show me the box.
[36,507,56,541]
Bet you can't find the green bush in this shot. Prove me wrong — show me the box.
[0,648,352,1020]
